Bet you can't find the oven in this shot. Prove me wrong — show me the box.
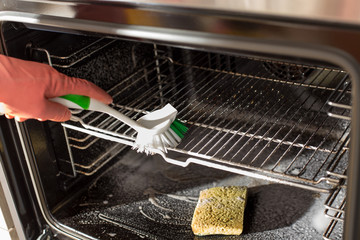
[0,1,359,239]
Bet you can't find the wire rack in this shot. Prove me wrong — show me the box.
[323,185,346,240]
[321,75,351,239]
[31,37,117,68]
[29,39,350,240]
[29,37,127,176]
[34,44,350,193]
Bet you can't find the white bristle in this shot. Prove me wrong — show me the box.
[132,130,182,155]
[160,131,173,147]
[169,128,182,142]
[163,130,179,147]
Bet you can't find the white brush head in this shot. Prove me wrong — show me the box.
[132,128,182,155]
[136,104,177,134]
[133,104,180,154]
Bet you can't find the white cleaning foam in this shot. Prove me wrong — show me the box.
[312,208,331,234]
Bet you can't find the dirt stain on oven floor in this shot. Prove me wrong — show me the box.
[54,150,340,240]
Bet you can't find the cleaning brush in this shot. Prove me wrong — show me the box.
[51,94,188,154]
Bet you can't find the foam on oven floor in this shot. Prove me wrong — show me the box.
[55,150,342,240]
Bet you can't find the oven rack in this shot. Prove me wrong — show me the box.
[58,58,171,175]
[327,79,352,121]
[322,140,348,239]
[325,185,346,222]
[62,139,128,176]
[323,184,346,240]
[56,49,351,192]
[29,38,151,176]
[30,37,117,68]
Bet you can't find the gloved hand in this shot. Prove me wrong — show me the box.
[0,55,112,122]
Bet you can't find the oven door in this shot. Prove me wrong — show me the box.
[0,115,86,240]
[0,117,50,240]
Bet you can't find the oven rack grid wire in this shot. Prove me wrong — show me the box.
[30,37,125,176]
[29,39,351,186]
[30,40,348,240]
[322,72,348,240]
[35,43,350,193]
[321,136,348,239]
[323,185,346,240]
[30,37,117,68]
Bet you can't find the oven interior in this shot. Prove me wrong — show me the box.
[2,22,350,239]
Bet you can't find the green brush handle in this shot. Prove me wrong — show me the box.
[55,94,92,109]
[0,95,90,115]
[51,94,143,130]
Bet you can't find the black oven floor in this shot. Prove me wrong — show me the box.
[53,148,342,240]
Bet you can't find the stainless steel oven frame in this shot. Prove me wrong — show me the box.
[1,1,360,239]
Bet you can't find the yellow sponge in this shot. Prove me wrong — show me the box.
[191,186,247,236]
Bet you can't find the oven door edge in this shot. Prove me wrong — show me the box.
[13,121,97,240]
[0,118,44,240]
[0,156,26,240]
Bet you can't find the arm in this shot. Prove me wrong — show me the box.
[0,55,112,122]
